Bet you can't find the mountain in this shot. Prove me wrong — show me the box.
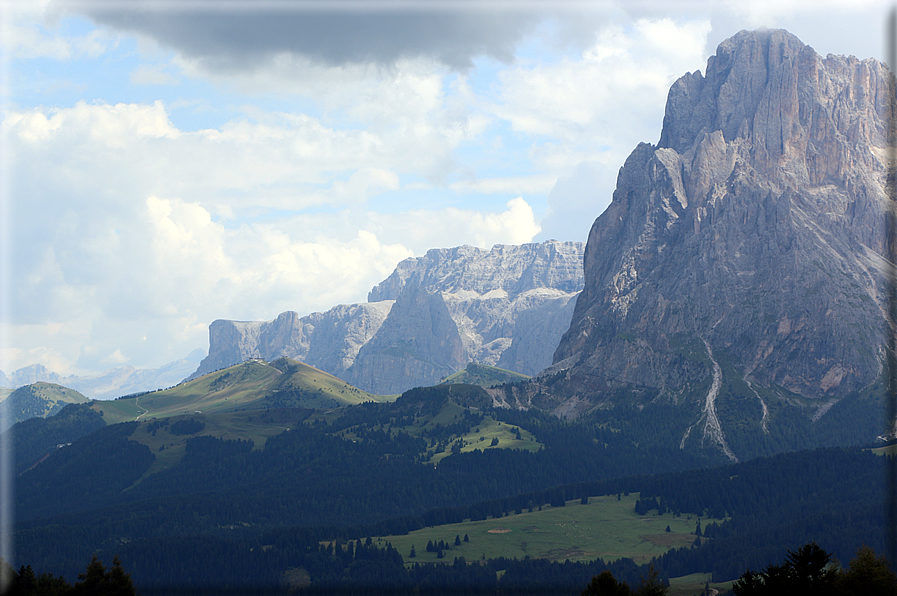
[190,240,585,393]
[0,350,205,399]
[544,29,892,455]
[188,303,394,384]
[0,382,89,431]
[94,357,388,425]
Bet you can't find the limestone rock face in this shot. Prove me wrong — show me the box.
[552,30,893,414]
[190,240,585,393]
[368,241,584,300]
[344,285,466,394]
[189,302,393,381]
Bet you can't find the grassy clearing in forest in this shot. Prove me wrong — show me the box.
[667,572,734,596]
[382,493,718,566]
[427,417,542,463]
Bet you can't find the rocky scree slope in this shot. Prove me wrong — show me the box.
[189,240,584,394]
[543,29,894,443]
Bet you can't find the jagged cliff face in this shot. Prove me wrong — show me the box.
[368,242,584,301]
[190,240,585,393]
[188,302,393,382]
[552,30,893,429]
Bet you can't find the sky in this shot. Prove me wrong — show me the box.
[0,0,891,378]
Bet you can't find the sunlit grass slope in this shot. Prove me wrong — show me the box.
[439,362,530,388]
[383,493,717,566]
[92,357,390,424]
[328,385,544,462]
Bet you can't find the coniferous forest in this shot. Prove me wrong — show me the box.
[7,380,895,595]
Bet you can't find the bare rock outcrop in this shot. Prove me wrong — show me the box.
[551,29,893,422]
[188,302,393,381]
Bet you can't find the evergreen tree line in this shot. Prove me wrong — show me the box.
[6,555,137,596]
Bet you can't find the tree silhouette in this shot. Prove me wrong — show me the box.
[835,546,897,596]
[581,570,632,596]
[733,542,836,596]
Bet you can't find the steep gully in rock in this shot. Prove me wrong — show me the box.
[680,339,737,462]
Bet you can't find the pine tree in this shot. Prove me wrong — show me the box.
[105,557,137,596]
[635,564,668,596]
[581,570,632,596]
[836,545,897,596]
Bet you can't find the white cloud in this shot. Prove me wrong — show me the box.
[176,55,486,184]
[1,5,116,61]
[719,0,884,26]
[4,95,545,374]
[494,18,711,149]
[4,194,540,375]
[449,175,556,196]
[361,197,541,250]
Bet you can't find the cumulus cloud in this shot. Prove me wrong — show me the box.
[494,18,711,149]
[3,16,114,60]
[6,192,539,374]
[368,197,540,250]
[3,97,543,374]
[493,18,711,239]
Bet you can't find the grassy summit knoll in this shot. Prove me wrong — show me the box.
[92,357,391,424]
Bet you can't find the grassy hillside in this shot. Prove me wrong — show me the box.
[3,382,89,429]
[126,408,315,482]
[440,362,530,388]
[327,386,546,463]
[382,493,716,565]
[92,358,390,424]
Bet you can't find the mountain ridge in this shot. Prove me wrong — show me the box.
[190,239,585,393]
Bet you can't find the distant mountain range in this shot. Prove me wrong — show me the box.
[189,240,585,394]
[0,349,205,400]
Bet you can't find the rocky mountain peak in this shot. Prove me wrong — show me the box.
[658,28,888,191]
[549,29,894,452]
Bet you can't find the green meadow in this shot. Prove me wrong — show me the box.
[427,416,541,463]
[667,572,734,596]
[382,493,717,565]
[92,358,391,424]
[331,397,545,462]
